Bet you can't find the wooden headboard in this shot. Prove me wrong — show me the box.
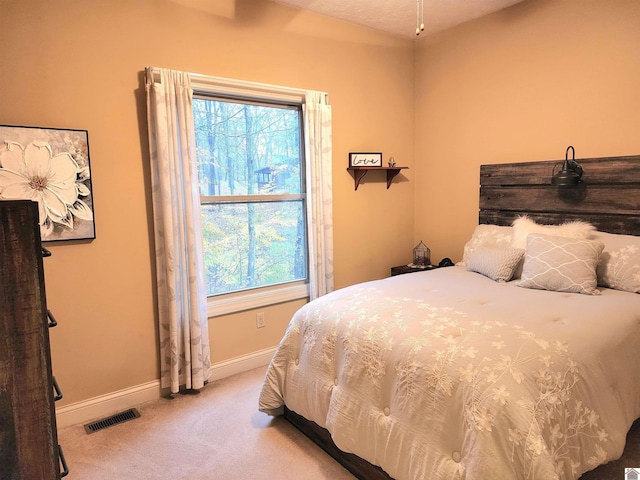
[479,155,640,236]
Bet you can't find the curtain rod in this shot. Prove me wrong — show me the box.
[146,67,329,104]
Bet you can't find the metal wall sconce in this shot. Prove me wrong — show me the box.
[551,146,584,185]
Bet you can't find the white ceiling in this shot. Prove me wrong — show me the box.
[271,0,524,39]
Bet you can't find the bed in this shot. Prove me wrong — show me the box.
[258,155,640,480]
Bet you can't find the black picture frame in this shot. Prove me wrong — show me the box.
[349,152,383,168]
[0,124,96,242]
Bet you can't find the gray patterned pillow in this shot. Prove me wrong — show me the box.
[466,247,525,282]
[458,224,513,267]
[517,234,604,295]
[510,217,596,280]
[593,231,640,294]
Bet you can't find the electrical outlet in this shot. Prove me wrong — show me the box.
[256,312,266,329]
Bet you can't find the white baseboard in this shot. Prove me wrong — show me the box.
[207,346,276,382]
[55,346,277,429]
[55,380,161,429]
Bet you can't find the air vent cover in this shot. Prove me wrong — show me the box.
[84,408,140,434]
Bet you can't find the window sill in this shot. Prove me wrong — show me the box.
[206,282,309,318]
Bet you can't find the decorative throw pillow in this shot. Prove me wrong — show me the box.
[466,246,525,282]
[510,216,596,280]
[592,231,640,293]
[458,224,513,267]
[511,216,596,250]
[517,233,604,295]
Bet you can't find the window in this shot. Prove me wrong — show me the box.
[193,96,308,303]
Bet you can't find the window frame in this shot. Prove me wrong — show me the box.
[191,75,311,317]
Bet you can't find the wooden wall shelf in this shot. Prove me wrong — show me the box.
[346,166,408,190]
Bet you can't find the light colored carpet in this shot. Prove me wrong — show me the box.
[58,366,640,479]
[58,366,354,480]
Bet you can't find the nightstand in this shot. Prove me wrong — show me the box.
[390,264,439,276]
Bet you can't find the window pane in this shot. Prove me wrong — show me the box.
[200,201,307,296]
[193,98,302,196]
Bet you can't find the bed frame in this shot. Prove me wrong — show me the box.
[284,154,640,480]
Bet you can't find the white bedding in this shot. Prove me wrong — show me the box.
[259,266,640,480]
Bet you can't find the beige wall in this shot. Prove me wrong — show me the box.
[3,0,638,409]
[0,0,415,405]
[414,0,640,263]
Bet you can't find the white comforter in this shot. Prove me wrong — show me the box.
[259,266,640,480]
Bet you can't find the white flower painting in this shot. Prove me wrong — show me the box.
[0,125,95,241]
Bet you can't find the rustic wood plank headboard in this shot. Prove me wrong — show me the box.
[479,155,640,236]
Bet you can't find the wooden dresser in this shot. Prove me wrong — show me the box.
[0,200,64,480]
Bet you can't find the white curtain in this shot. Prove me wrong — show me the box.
[145,67,211,393]
[304,91,334,299]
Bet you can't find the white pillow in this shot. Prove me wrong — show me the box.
[592,231,640,294]
[466,246,525,282]
[517,233,604,295]
[511,216,596,250]
[458,224,513,267]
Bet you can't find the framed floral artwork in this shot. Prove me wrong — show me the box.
[0,125,95,242]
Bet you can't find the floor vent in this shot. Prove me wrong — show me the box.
[84,408,140,434]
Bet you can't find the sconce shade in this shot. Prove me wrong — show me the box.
[551,160,582,185]
[552,146,583,186]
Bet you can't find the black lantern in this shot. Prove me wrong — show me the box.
[551,146,583,186]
